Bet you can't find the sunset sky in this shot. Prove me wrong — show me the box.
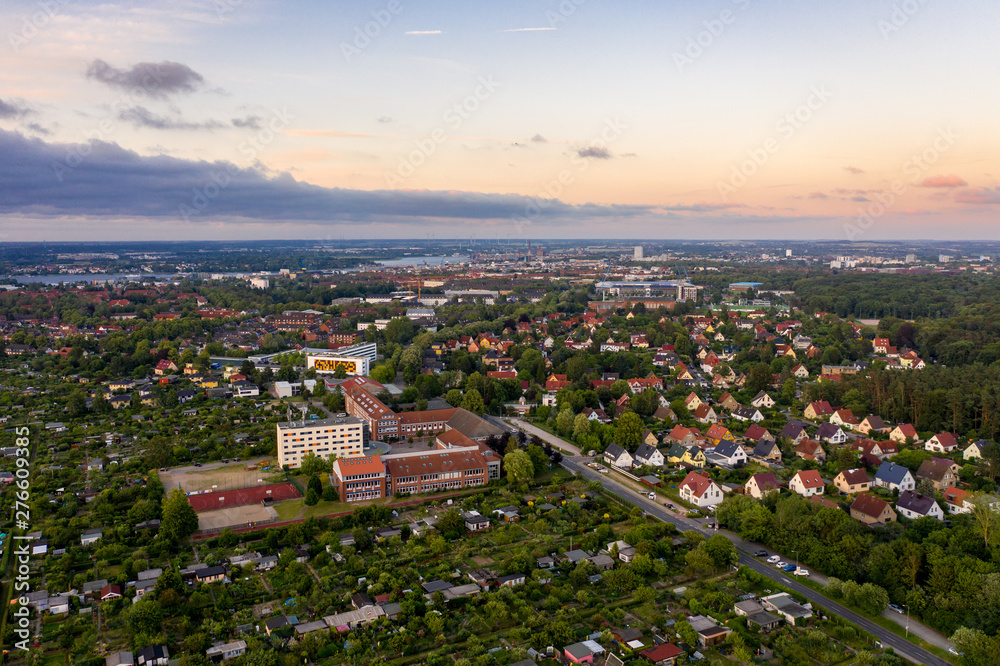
[1,0,997,241]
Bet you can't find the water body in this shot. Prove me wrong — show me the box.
[376,255,470,267]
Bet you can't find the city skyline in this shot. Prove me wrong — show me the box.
[1,0,997,241]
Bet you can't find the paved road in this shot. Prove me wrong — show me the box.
[509,421,952,666]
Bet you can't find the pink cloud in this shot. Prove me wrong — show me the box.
[808,191,829,199]
[920,174,967,188]
[955,187,1000,205]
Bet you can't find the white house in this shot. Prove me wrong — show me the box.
[678,471,724,508]
[603,444,634,469]
[896,490,945,521]
[925,432,959,454]
[633,443,664,468]
[788,470,825,497]
[750,391,775,409]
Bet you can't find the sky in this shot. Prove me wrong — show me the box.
[0,0,998,242]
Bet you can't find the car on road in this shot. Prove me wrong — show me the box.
[888,603,905,614]
[781,564,797,572]
[647,492,656,500]
[706,522,716,529]
[793,568,809,577]
[664,502,675,509]
[776,561,788,568]
[222,458,229,463]
[193,462,202,467]
[767,555,781,564]
[159,468,167,472]
[597,467,608,473]
[948,647,962,656]
[754,550,768,557]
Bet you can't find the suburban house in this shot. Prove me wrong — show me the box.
[745,472,781,499]
[681,446,707,469]
[964,440,988,461]
[678,471,725,508]
[833,468,871,495]
[814,423,848,445]
[751,439,782,463]
[205,640,247,661]
[943,487,972,514]
[639,643,685,666]
[830,409,860,429]
[603,444,634,469]
[689,402,717,424]
[136,647,169,666]
[795,439,827,462]
[563,641,599,664]
[889,423,919,444]
[462,511,491,531]
[687,614,732,646]
[761,593,813,625]
[789,470,825,497]
[850,493,897,526]
[896,490,945,521]
[633,443,664,468]
[858,415,890,435]
[804,401,834,420]
[743,424,773,443]
[731,406,765,423]
[874,462,916,492]
[702,423,732,445]
[683,391,702,410]
[780,422,810,445]
[750,391,775,409]
[707,440,747,468]
[925,432,959,454]
[664,442,687,465]
[916,459,957,491]
[718,392,740,411]
[666,425,702,446]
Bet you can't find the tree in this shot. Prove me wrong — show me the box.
[127,598,164,635]
[676,620,698,647]
[307,474,322,496]
[573,413,592,437]
[370,364,395,384]
[615,411,644,451]
[461,389,485,415]
[703,534,739,568]
[968,493,999,549]
[299,453,331,477]
[503,449,534,484]
[685,546,715,574]
[445,389,463,407]
[556,407,575,434]
[304,487,320,505]
[837,447,858,471]
[950,627,999,665]
[322,484,338,502]
[160,488,198,543]
[526,444,548,473]
[436,509,467,539]
[980,440,1000,481]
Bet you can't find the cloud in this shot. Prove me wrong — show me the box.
[405,30,442,35]
[85,59,205,98]
[0,129,658,225]
[808,191,829,199]
[0,98,32,119]
[118,107,226,131]
[499,27,557,32]
[25,123,51,136]
[843,166,864,175]
[232,115,262,129]
[577,146,612,159]
[920,174,967,188]
[283,129,375,139]
[955,187,1000,205]
[530,133,547,143]
[377,116,393,124]
[851,196,870,202]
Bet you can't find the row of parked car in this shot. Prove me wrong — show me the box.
[755,551,809,576]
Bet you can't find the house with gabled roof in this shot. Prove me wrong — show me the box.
[678,471,724,507]
[707,440,747,468]
[916,459,957,491]
[717,392,740,411]
[683,391,701,410]
[858,415,890,435]
[752,438,782,463]
[830,408,860,429]
[681,446,706,469]
[666,425,701,445]
[664,442,687,465]
[850,493,896,526]
[874,461,915,492]
[943,487,972,514]
[814,423,848,445]
[743,424,773,443]
[833,468,870,495]
[745,472,781,498]
[964,440,988,461]
[795,439,826,462]
[925,432,959,454]
[603,444,634,469]
[896,490,944,521]
[804,401,834,420]
[731,405,764,423]
[789,470,825,497]
[750,391,775,409]
[889,423,918,444]
[633,443,664,468]
[790,363,809,379]
[705,423,734,444]
[692,403,718,424]
[780,421,810,445]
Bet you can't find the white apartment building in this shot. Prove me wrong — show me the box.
[276,416,365,468]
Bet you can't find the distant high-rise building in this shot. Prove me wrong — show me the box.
[905,254,917,264]
[785,249,793,257]
[634,245,644,260]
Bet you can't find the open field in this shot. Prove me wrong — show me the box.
[159,457,283,493]
[196,504,277,531]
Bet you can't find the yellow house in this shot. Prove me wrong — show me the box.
[681,446,706,468]
[665,443,687,464]
[705,423,734,444]
[200,378,220,389]
[141,396,157,407]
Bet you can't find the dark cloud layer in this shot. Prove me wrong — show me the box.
[0,98,32,119]
[0,130,654,224]
[119,107,226,131]
[577,146,611,159]
[85,59,205,97]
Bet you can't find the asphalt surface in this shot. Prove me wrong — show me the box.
[558,456,952,666]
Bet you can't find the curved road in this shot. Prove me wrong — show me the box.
[511,420,952,666]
